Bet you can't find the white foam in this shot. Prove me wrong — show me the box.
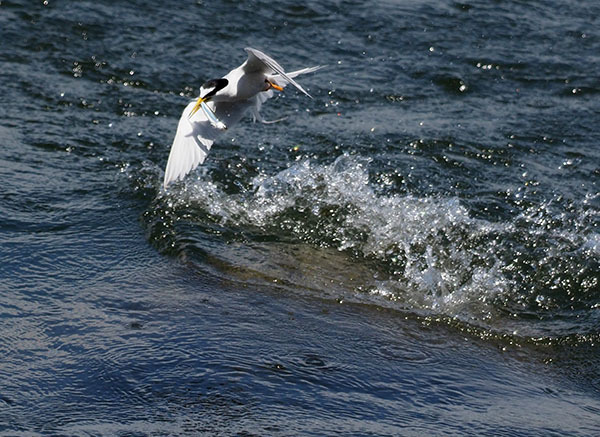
[584,233,600,255]
[170,154,512,318]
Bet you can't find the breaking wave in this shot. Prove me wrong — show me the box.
[143,154,599,339]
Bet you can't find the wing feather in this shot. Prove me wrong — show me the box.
[251,65,324,123]
[163,99,256,188]
[244,47,314,98]
[163,101,214,189]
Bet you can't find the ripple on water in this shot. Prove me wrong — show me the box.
[2,0,600,433]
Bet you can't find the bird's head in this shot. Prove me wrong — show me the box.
[190,78,229,117]
[200,78,229,99]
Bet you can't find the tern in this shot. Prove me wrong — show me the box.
[163,47,322,189]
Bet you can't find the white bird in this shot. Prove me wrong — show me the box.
[163,47,322,189]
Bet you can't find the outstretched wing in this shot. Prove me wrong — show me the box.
[244,47,313,98]
[163,100,215,189]
[251,65,324,124]
[163,99,255,189]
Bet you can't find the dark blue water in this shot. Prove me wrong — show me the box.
[1,0,599,434]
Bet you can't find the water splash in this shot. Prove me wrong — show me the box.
[142,153,599,338]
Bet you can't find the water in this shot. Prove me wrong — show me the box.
[1,0,599,434]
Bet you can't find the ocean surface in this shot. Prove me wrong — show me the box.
[1,0,599,435]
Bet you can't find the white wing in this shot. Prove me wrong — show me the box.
[251,66,324,123]
[163,99,254,189]
[244,47,314,99]
[163,100,214,189]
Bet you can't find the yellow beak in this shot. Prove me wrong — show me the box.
[189,96,205,117]
[269,81,284,92]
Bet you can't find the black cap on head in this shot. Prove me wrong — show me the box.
[201,78,229,99]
